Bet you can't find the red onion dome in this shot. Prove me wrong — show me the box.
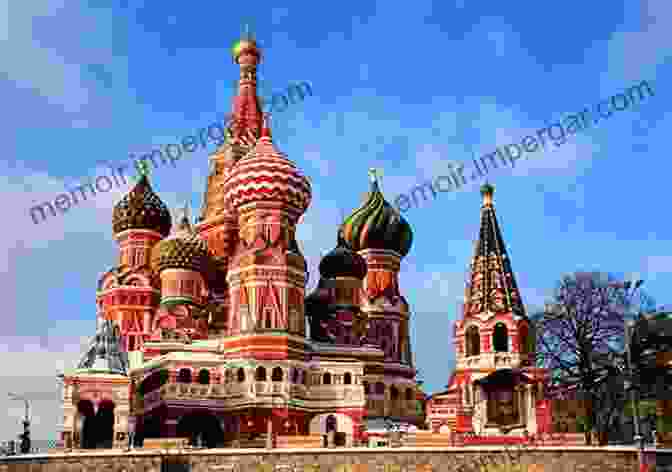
[112,175,171,237]
[150,215,210,274]
[319,230,367,280]
[223,127,311,214]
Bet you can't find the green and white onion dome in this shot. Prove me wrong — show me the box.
[341,179,413,258]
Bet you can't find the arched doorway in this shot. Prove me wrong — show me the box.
[77,400,96,449]
[177,412,224,448]
[95,401,115,448]
[77,400,115,448]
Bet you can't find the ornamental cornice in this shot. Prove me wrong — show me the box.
[114,229,164,243]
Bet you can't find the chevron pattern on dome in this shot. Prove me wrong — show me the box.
[223,135,311,213]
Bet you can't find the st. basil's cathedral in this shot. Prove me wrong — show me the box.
[57,36,551,450]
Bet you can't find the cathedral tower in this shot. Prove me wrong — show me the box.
[341,171,414,365]
[454,183,534,372]
[221,118,312,358]
[100,174,172,357]
[197,35,266,335]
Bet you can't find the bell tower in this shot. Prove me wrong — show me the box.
[454,183,534,372]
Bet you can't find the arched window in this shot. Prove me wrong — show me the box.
[375,382,385,395]
[272,367,283,382]
[344,372,352,385]
[466,326,480,356]
[225,369,233,383]
[326,415,337,434]
[264,307,273,329]
[519,324,530,355]
[493,323,509,352]
[302,370,308,386]
[237,368,246,383]
[255,366,267,381]
[363,381,370,394]
[291,368,299,384]
[406,388,414,401]
[198,369,210,385]
[391,386,399,399]
[178,368,191,383]
[323,372,332,385]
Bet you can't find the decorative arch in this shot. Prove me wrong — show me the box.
[178,368,192,383]
[255,366,267,381]
[323,372,332,385]
[343,372,352,385]
[237,368,246,383]
[177,412,224,448]
[271,367,284,382]
[309,413,355,436]
[198,369,210,385]
[493,322,509,352]
[466,325,480,356]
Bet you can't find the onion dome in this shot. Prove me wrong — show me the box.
[112,175,171,237]
[223,121,311,214]
[341,176,413,257]
[150,214,210,274]
[319,230,367,280]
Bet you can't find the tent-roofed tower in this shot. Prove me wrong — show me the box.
[197,32,266,335]
[454,183,532,371]
[427,184,547,437]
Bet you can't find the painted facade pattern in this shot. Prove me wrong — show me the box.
[59,36,422,450]
[426,184,551,440]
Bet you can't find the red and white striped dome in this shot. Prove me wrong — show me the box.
[223,129,312,214]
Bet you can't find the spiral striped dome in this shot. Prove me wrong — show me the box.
[112,175,171,237]
[341,179,413,258]
[151,216,210,274]
[223,130,311,214]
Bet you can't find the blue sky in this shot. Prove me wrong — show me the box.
[1,0,670,440]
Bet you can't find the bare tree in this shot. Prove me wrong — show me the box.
[530,272,655,445]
